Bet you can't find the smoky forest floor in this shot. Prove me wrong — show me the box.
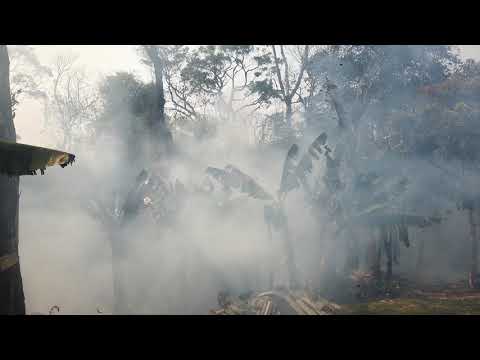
[337,277,480,315]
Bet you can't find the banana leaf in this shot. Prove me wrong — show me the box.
[224,165,273,201]
[0,138,75,176]
[296,133,328,182]
[352,213,442,227]
[206,165,273,201]
[279,144,300,197]
[205,167,227,184]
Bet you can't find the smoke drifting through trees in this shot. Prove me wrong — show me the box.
[11,45,480,314]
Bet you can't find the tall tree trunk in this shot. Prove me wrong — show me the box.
[0,45,25,314]
[344,229,360,274]
[367,226,382,278]
[375,233,383,279]
[366,227,379,275]
[147,47,173,158]
[468,205,478,289]
[384,226,393,281]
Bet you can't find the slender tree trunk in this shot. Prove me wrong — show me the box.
[367,226,382,278]
[0,45,25,314]
[149,50,173,157]
[385,226,393,281]
[375,233,383,279]
[468,205,478,289]
[285,99,293,128]
[344,229,360,274]
[366,227,378,275]
[416,237,425,279]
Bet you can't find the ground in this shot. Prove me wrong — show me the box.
[336,277,480,315]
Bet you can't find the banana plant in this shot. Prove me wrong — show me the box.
[86,169,187,314]
[204,133,329,289]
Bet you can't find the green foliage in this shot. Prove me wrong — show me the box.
[180,45,255,98]
[99,72,145,117]
[248,79,281,105]
[307,45,461,126]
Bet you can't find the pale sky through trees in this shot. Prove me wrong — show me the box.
[12,45,480,149]
[30,45,480,82]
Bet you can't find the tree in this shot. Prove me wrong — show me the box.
[97,71,153,160]
[159,46,215,141]
[8,46,52,122]
[351,55,480,287]
[180,46,259,119]
[161,45,264,142]
[139,46,173,158]
[288,46,460,285]
[45,54,100,151]
[0,45,24,314]
[249,45,311,127]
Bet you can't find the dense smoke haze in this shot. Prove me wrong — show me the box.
[8,45,480,314]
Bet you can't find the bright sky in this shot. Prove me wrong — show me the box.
[12,45,480,148]
[30,45,480,80]
[32,45,150,80]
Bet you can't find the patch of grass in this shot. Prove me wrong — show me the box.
[339,297,480,315]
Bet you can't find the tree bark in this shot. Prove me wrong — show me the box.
[366,227,377,274]
[468,205,478,289]
[285,99,293,128]
[344,229,359,274]
[384,226,393,281]
[0,45,25,314]
[145,46,173,158]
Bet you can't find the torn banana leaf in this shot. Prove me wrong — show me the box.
[296,132,328,182]
[326,81,349,129]
[224,165,273,201]
[206,165,273,201]
[0,138,75,176]
[279,144,300,197]
[352,213,442,227]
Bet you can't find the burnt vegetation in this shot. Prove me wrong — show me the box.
[2,45,480,315]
